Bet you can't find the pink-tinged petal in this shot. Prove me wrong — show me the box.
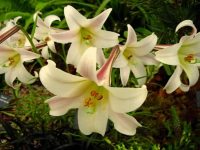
[113,53,128,68]
[175,20,197,36]
[97,48,106,67]
[16,48,40,61]
[93,30,119,48]
[181,63,199,86]
[164,66,186,93]
[77,47,98,82]
[106,85,147,113]
[78,102,109,136]
[39,60,91,97]
[47,40,56,53]
[36,16,48,29]
[50,30,78,44]
[97,45,120,85]
[88,8,112,29]
[129,59,147,86]
[154,44,171,50]
[133,33,157,56]
[120,66,130,86]
[109,110,141,135]
[64,5,87,30]
[125,24,137,46]
[44,15,60,27]
[5,68,17,87]
[15,63,37,84]
[139,53,159,65]
[155,43,181,65]
[34,27,48,40]
[45,96,81,116]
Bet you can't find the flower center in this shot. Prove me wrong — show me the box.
[83,89,104,114]
[80,28,93,45]
[184,54,200,64]
[123,48,133,60]
[1,54,20,68]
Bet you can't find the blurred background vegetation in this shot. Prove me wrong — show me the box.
[0,0,200,149]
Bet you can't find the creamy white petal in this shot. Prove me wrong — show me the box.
[77,47,98,82]
[181,63,199,86]
[129,59,147,86]
[120,66,130,86]
[41,46,50,59]
[66,42,86,67]
[96,48,106,67]
[93,30,119,48]
[106,85,147,113]
[164,66,182,93]
[125,24,137,46]
[0,46,15,64]
[175,20,197,36]
[133,33,157,56]
[15,63,37,84]
[78,101,108,136]
[139,53,159,65]
[46,96,81,116]
[155,43,181,65]
[109,110,141,135]
[5,68,17,87]
[0,67,8,74]
[50,30,78,44]
[39,60,91,97]
[113,53,128,68]
[44,15,60,27]
[36,16,48,29]
[64,5,87,30]
[181,34,200,54]
[16,48,40,61]
[88,8,112,30]
[47,40,56,53]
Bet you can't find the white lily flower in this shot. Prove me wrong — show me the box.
[0,45,40,87]
[0,17,30,48]
[113,25,158,86]
[155,20,200,93]
[39,46,147,136]
[34,14,61,59]
[50,5,119,67]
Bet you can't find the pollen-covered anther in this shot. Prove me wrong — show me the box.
[44,36,51,42]
[83,35,92,40]
[184,54,196,63]
[90,90,103,100]
[84,97,94,107]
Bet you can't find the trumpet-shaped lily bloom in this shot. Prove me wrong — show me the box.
[39,46,147,136]
[113,25,158,86]
[0,17,29,48]
[0,45,40,87]
[34,14,61,58]
[155,20,200,93]
[50,5,119,67]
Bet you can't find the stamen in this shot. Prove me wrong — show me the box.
[184,54,196,63]
[83,90,104,114]
[44,36,51,42]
